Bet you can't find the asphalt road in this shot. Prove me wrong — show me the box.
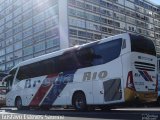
[0,107,160,120]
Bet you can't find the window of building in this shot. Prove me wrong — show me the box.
[69,29,77,36]
[86,21,100,31]
[0,64,5,71]
[33,32,45,43]
[125,0,135,9]
[34,42,45,53]
[68,8,76,16]
[14,32,22,42]
[5,29,13,38]
[23,10,32,20]
[5,13,12,22]
[23,55,33,61]
[23,18,32,30]
[23,28,33,38]
[46,27,59,39]
[14,15,22,26]
[13,24,22,34]
[77,0,85,8]
[13,7,22,17]
[14,50,22,58]
[6,53,13,62]
[14,58,22,65]
[0,26,4,34]
[0,18,5,27]
[33,12,45,24]
[6,38,13,46]
[46,38,59,49]
[126,16,135,24]
[45,17,58,29]
[69,17,85,28]
[5,0,12,7]
[34,51,45,57]
[5,21,12,30]
[0,41,5,48]
[13,0,21,9]
[6,61,14,70]
[23,46,33,56]
[0,34,5,41]
[14,41,22,50]
[6,45,13,54]
[45,5,58,18]
[23,37,33,47]
[120,22,126,30]
[33,22,45,33]
[0,49,5,56]
[94,34,101,39]
[23,0,32,11]
[0,56,5,63]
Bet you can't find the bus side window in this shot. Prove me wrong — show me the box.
[122,39,126,49]
[76,48,94,67]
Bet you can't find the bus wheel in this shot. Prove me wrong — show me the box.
[15,97,23,110]
[157,97,160,106]
[73,92,87,111]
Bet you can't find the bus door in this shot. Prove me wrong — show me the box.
[92,73,104,104]
[3,75,14,106]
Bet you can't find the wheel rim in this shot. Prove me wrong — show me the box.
[75,97,85,109]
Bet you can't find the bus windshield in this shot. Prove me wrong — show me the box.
[130,34,156,56]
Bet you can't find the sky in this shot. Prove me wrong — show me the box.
[151,0,160,5]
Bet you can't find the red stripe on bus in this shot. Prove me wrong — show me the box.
[29,74,57,106]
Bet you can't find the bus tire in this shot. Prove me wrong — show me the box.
[157,97,160,106]
[73,92,87,111]
[15,97,23,110]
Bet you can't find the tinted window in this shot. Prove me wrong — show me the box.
[55,52,80,72]
[16,58,56,80]
[16,51,80,80]
[130,34,156,56]
[16,39,122,80]
[76,39,122,67]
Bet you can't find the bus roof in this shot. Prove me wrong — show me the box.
[10,33,131,72]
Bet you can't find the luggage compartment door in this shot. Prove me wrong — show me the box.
[103,78,122,102]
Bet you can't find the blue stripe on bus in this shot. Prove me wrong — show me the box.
[41,70,76,106]
[139,71,149,81]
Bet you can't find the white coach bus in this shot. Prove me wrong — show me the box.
[5,33,157,111]
[157,58,160,104]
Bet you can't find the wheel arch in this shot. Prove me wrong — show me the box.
[15,96,21,106]
[72,90,86,105]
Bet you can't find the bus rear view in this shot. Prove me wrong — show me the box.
[124,34,157,103]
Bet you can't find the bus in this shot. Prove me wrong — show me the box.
[5,33,157,111]
[157,58,160,104]
[0,73,8,106]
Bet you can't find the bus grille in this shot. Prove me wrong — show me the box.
[134,61,155,71]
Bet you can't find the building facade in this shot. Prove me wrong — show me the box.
[0,0,159,72]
